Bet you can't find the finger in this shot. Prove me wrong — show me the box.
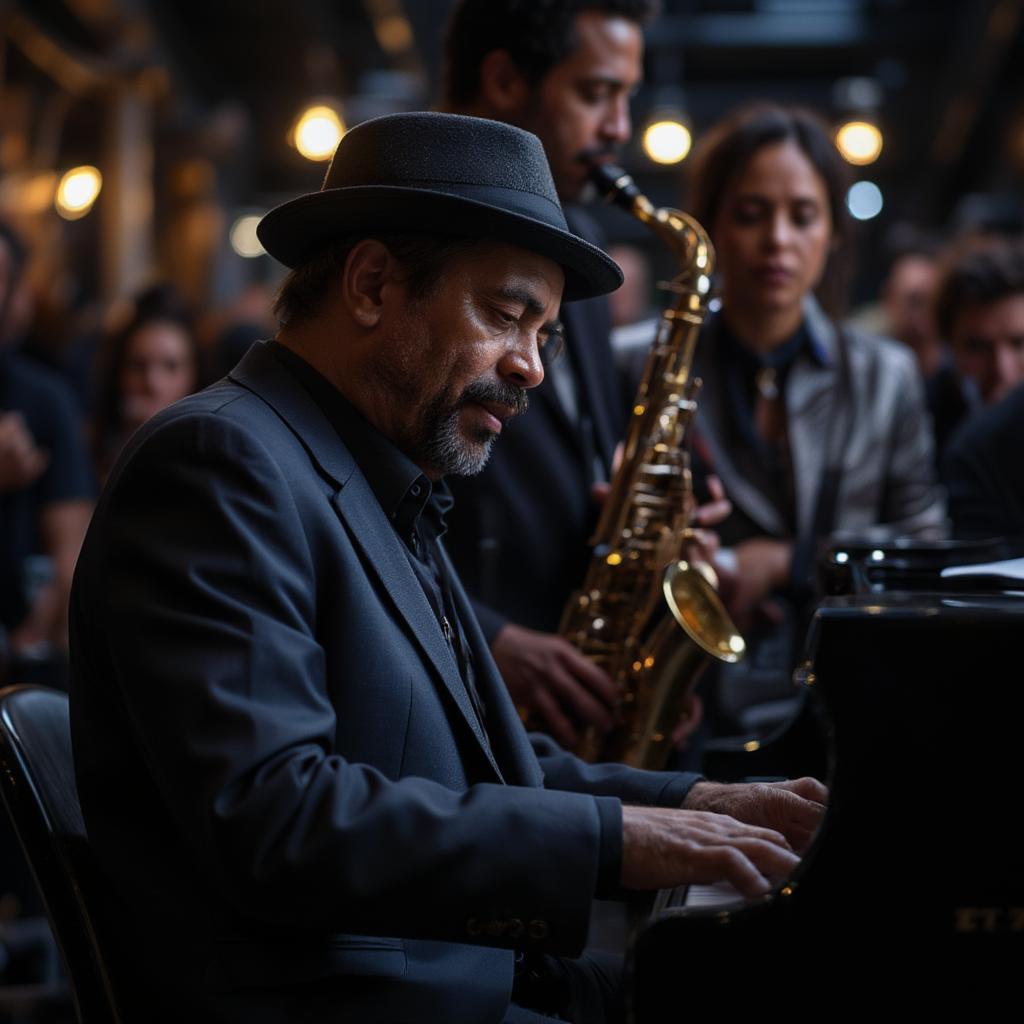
[9,425,34,458]
[548,665,614,731]
[784,828,817,855]
[556,643,617,707]
[731,835,801,879]
[590,481,611,507]
[707,475,726,503]
[691,499,731,527]
[531,686,579,748]
[0,410,24,433]
[25,449,49,475]
[684,810,793,852]
[691,845,771,900]
[774,777,828,805]
[714,820,793,853]
[686,528,720,561]
[770,790,826,840]
[611,442,624,474]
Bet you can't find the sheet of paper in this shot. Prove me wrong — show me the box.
[941,556,1024,581]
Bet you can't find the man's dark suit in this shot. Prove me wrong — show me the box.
[69,342,695,1023]
[446,208,630,640]
[944,382,1024,539]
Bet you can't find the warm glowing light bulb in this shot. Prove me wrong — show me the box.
[55,166,102,219]
[643,120,692,165]
[835,120,883,166]
[294,105,345,161]
[229,215,266,258]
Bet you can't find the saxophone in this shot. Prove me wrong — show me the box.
[560,164,745,770]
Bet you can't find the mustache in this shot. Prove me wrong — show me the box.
[460,378,529,419]
[576,142,621,166]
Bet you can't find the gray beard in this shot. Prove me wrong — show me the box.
[366,326,528,478]
[416,378,528,477]
[418,405,497,477]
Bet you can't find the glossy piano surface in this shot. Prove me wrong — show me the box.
[821,536,1024,595]
[631,592,1024,1012]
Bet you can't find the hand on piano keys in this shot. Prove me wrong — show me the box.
[682,777,827,853]
[620,805,800,899]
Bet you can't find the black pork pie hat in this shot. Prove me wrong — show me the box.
[257,111,623,301]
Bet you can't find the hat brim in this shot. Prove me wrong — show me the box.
[257,186,622,302]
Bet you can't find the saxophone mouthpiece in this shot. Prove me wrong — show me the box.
[587,163,642,212]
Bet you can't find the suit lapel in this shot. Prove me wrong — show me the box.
[440,544,542,787]
[333,478,504,780]
[786,358,838,539]
[230,342,504,778]
[563,298,619,471]
[535,300,619,480]
[787,299,841,539]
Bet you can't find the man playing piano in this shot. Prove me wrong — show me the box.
[70,112,824,1023]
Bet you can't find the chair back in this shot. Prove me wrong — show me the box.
[0,685,124,1022]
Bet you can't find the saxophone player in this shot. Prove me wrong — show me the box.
[443,1,726,752]
[443,0,654,747]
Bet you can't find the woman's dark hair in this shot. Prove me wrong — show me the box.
[442,0,657,107]
[933,234,1024,339]
[92,284,200,470]
[686,103,853,317]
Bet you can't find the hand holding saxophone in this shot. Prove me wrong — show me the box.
[492,622,617,747]
[714,537,793,631]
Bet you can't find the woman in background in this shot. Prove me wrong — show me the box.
[687,104,946,734]
[92,285,201,481]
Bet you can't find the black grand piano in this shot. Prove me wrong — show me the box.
[629,544,1024,1013]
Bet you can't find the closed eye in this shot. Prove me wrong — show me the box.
[541,325,565,360]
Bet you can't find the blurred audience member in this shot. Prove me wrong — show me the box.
[210,320,265,379]
[92,285,201,480]
[685,104,945,734]
[198,281,275,378]
[943,383,1024,540]
[0,222,94,683]
[928,236,1024,466]
[881,247,942,378]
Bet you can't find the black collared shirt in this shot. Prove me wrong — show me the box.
[268,341,624,896]
[716,318,828,534]
[268,342,487,735]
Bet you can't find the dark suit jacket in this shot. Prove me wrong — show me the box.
[944,382,1024,539]
[446,207,630,640]
[69,342,694,1023]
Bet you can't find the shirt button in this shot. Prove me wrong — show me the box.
[410,483,422,497]
[528,920,548,940]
